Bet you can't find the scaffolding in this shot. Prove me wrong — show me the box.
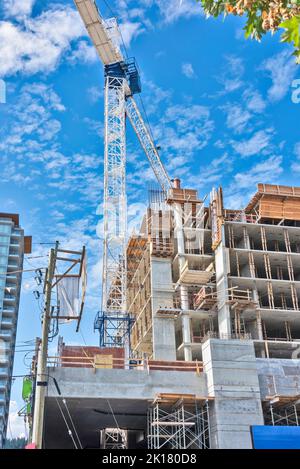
[264,396,300,426]
[147,394,210,449]
[94,310,133,348]
[101,428,128,449]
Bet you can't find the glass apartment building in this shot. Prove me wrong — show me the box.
[0,214,31,448]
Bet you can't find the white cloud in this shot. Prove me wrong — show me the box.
[151,103,214,175]
[0,82,103,204]
[68,40,97,64]
[188,153,232,188]
[0,5,90,77]
[231,129,274,157]
[291,142,300,172]
[141,79,172,115]
[3,0,35,19]
[7,401,27,440]
[221,103,252,133]
[234,156,283,189]
[261,50,297,102]
[182,62,196,79]
[119,21,144,47]
[154,0,202,23]
[243,89,266,113]
[87,86,103,104]
[294,142,300,159]
[216,55,245,94]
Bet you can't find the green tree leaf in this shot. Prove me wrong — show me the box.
[280,16,300,48]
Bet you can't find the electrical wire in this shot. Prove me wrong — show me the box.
[54,397,78,449]
[0,268,45,276]
[62,399,83,450]
[23,350,35,370]
[25,255,48,260]
[32,243,57,246]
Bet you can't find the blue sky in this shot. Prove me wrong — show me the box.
[0,0,299,438]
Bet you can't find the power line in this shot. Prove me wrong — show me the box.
[25,256,48,260]
[55,397,78,449]
[62,399,83,449]
[32,243,57,246]
[0,268,45,276]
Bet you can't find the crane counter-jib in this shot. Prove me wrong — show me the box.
[74,0,124,65]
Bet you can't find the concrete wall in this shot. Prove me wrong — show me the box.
[47,367,207,400]
[202,339,264,449]
[151,258,176,360]
[256,358,300,398]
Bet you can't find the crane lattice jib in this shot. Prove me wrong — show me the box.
[126,97,172,196]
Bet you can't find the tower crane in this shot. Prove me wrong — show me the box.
[74,1,172,339]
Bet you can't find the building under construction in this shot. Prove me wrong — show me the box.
[33,182,300,449]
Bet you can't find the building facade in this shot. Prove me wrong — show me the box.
[35,183,300,448]
[0,214,31,448]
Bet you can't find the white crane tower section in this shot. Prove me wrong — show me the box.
[103,75,127,312]
[74,0,172,320]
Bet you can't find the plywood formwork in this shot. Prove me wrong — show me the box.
[166,187,200,204]
[127,205,177,357]
[127,240,153,356]
[194,286,217,311]
[147,207,174,258]
[245,183,300,222]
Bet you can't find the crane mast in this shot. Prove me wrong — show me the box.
[74,0,172,341]
[102,74,127,313]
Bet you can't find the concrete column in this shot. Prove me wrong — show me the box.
[151,257,176,361]
[202,339,264,449]
[181,312,192,361]
[173,203,192,361]
[215,226,231,337]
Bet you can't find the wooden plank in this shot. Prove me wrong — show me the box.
[94,354,113,369]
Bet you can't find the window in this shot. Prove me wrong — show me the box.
[0,255,8,266]
[0,246,8,256]
[0,225,11,235]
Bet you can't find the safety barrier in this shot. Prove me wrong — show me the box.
[47,355,203,374]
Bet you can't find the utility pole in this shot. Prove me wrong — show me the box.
[31,241,58,448]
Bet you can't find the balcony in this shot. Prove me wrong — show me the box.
[1,318,14,329]
[1,309,15,317]
[0,330,13,341]
[3,295,16,305]
[0,367,8,378]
